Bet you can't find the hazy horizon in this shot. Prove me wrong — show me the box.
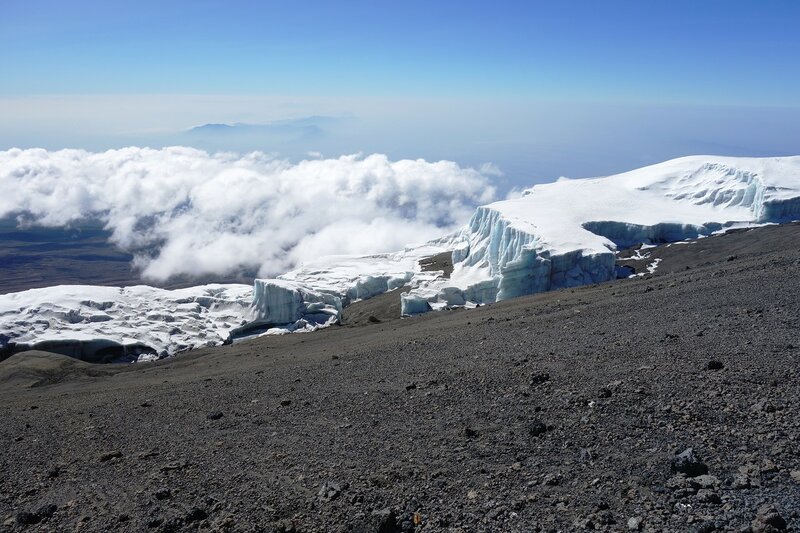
[3,1,800,190]
[3,96,800,191]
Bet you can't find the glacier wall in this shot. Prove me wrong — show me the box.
[455,208,617,300]
[662,163,765,210]
[759,196,800,223]
[343,274,412,306]
[0,280,345,363]
[401,206,618,315]
[641,160,800,225]
[581,221,724,249]
[233,279,342,337]
[3,338,158,364]
[399,292,433,315]
[452,207,539,273]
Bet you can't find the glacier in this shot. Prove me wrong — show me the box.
[0,281,343,362]
[1,155,799,361]
[0,284,253,362]
[397,155,800,314]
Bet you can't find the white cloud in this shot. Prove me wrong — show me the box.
[479,162,504,177]
[0,147,497,280]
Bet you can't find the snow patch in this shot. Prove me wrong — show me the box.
[0,284,254,362]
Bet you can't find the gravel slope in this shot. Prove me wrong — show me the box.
[1,223,799,532]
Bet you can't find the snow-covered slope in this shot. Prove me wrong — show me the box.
[276,243,450,303]
[0,284,252,361]
[401,156,800,313]
[0,282,343,361]
[0,254,434,361]
[2,155,799,360]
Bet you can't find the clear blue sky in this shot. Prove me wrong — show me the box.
[3,0,799,104]
[2,0,800,186]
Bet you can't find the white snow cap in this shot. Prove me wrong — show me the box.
[399,155,800,312]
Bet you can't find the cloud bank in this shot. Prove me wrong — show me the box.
[0,147,497,281]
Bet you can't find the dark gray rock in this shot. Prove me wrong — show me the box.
[671,448,708,477]
[696,489,721,504]
[530,372,550,385]
[16,504,56,526]
[752,504,787,532]
[317,481,342,502]
[371,508,398,533]
[16,511,40,525]
[530,420,549,437]
[99,450,123,462]
[185,507,208,523]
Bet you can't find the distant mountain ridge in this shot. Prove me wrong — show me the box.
[186,116,343,141]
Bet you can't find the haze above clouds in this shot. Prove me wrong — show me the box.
[3,95,800,193]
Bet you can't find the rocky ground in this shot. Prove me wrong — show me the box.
[1,223,799,532]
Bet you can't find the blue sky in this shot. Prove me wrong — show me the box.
[2,0,800,188]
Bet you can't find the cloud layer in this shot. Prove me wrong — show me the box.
[0,147,496,280]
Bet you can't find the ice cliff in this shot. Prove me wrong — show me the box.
[236,279,342,335]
